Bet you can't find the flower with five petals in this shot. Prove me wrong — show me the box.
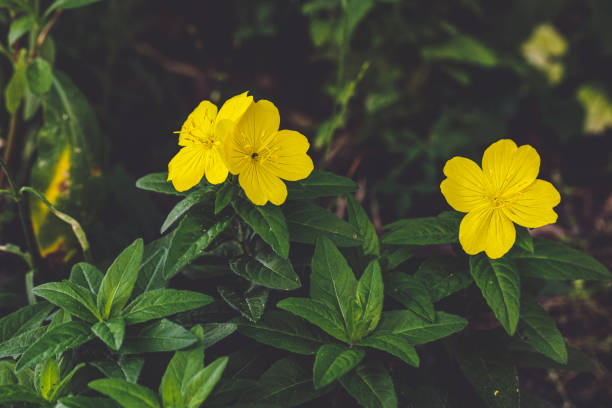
[440,139,561,258]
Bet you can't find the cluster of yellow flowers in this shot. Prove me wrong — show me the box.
[167,92,314,206]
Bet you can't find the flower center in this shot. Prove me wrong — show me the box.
[490,195,510,209]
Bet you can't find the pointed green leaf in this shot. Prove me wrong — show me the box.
[33,280,101,322]
[45,0,103,16]
[520,297,567,364]
[202,323,237,349]
[219,284,268,322]
[381,245,417,270]
[382,212,462,245]
[287,170,358,199]
[215,182,235,214]
[183,356,228,408]
[229,248,300,291]
[235,200,290,259]
[92,317,126,351]
[413,257,472,302]
[16,321,93,371]
[0,384,48,405]
[339,361,397,408]
[160,187,214,234]
[0,301,54,342]
[237,310,333,355]
[57,395,118,408]
[133,245,168,297]
[378,310,467,344]
[353,260,384,337]
[387,272,435,322]
[357,331,419,366]
[136,172,185,196]
[49,362,85,402]
[277,298,348,342]
[26,58,53,95]
[8,15,33,45]
[120,319,197,354]
[69,262,103,295]
[97,239,144,319]
[515,227,534,253]
[469,254,520,335]
[40,358,60,401]
[122,289,213,325]
[509,239,611,280]
[0,327,47,359]
[89,378,160,408]
[286,202,363,247]
[311,236,357,328]
[313,344,365,389]
[346,195,380,256]
[5,56,27,113]
[165,213,232,279]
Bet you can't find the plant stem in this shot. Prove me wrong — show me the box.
[25,270,35,305]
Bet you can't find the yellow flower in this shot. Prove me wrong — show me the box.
[440,139,561,259]
[223,99,314,206]
[167,92,253,191]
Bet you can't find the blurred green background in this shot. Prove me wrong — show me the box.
[1,0,612,406]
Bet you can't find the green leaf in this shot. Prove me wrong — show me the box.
[89,378,160,408]
[422,34,498,67]
[183,356,228,408]
[120,319,197,354]
[229,249,300,291]
[413,257,472,302]
[277,298,348,342]
[285,202,363,247]
[122,289,213,325]
[252,357,327,406]
[26,58,53,95]
[515,227,534,253]
[0,384,48,405]
[57,395,118,408]
[469,254,520,335]
[0,301,54,342]
[346,195,380,256]
[5,55,27,114]
[48,362,85,401]
[339,361,397,408]
[381,245,417,270]
[382,212,462,245]
[133,245,168,297]
[165,213,232,279]
[160,187,214,234]
[97,238,144,319]
[92,317,126,351]
[33,280,101,322]
[218,284,268,322]
[235,200,289,259]
[509,239,611,280]
[310,236,357,329]
[45,0,103,17]
[353,260,384,337]
[212,182,233,214]
[16,321,93,371]
[202,323,237,349]
[8,15,33,45]
[519,297,567,364]
[446,339,519,408]
[313,344,365,389]
[69,262,103,295]
[287,170,358,199]
[237,310,333,355]
[387,272,435,322]
[136,172,185,196]
[0,327,47,359]
[357,331,419,367]
[377,311,467,344]
[40,358,60,401]
[509,341,598,372]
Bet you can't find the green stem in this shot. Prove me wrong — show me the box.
[25,269,35,305]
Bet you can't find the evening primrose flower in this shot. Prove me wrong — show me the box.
[440,139,561,259]
[223,99,314,205]
[167,92,253,191]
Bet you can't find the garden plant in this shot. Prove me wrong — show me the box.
[0,0,611,407]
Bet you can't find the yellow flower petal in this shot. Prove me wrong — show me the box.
[204,149,229,185]
[239,100,281,150]
[481,139,540,195]
[264,130,314,181]
[440,157,487,212]
[167,146,207,192]
[178,101,217,146]
[459,206,516,259]
[215,91,253,138]
[238,164,287,206]
[503,179,560,228]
